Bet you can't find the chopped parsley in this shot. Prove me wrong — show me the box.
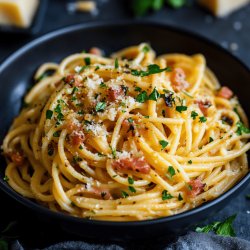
[129,186,136,193]
[144,115,150,118]
[132,0,165,16]
[159,140,168,150]
[95,66,100,71]
[53,131,61,137]
[72,87,78,95]
[168,166,176,178]
[134,86,142,92]
[148,87,160,101]
[176,105,187,113]
[127,118,133,123]
[178,193,183,201]
[188,160,192,164]
[168,0,186,9]
[128,177,134,185]
[121,191,129,198]
[142,45,150,53]
[3,175,9,182]
[95,102,106,112]
[195,214,237,237]
[111,147,117,159]
[115,58,119,69]
[46,110,53,120]
[162,190,173,200]
[236,121,250,135]
[99,82,107,88]
[191,111,198,120]
[209,137,214,143]
[136,91,148,103]
[84,57,91,65]
[131,64,171,77]
[79,145,83,150]
[199,116,207,123]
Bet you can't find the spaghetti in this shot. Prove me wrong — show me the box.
[2,43,250,221]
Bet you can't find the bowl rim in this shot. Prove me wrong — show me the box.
[0,20,249,227]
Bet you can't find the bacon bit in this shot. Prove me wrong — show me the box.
[89,47,103,56]
[64,121,80,133]
[9,152,24,166]
[195,100,212,116]
[64,121,85,146]
[85,186,112,200]
[64,74,82,87]
[70,131,85,146]
[107,86,124,102]
[112,157,151,174]
[187,179,205,198]
[64,75,75,85]
[170,68,189,92]
[217,87,233,99]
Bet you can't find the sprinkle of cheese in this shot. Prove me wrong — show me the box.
[0,0,39,28]
[198,0,250,17]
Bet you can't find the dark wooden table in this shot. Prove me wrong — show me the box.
[0,1,249,248]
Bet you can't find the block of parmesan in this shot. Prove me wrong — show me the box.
[198,0,250,17]
[0,0,39,28]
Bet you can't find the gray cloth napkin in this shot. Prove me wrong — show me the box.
[11,232,250,250]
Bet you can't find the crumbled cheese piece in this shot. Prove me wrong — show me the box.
[124,96,136,108]
[198,0,250,17]
[0,0,39,28]
[116,151,131,159]
[85,123,107,136]
[85,75,103,90]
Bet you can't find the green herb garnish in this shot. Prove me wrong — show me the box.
[129,186,136,193]
[236,121,250,135]
[148,87,160,101]
[178,193,183,201]
[162,190,173,200]
[159,140,168,150]
[128,177,134,185]
[176,105,187,113]
[191,111,198,120]
[121,191,129,198]
[209,137,214,143]
[115,58,119,69]
[46,110,53,120]
[136,91,148,103]
[188,160,192,164]
[95,102,106,112]
[84,57,91,65]
[134,86,142,92]
[3,175,9,182]
[142,45,150,53]
[195,214,237,237]
[168,166,176,178]
[199,116,207,123]
[131,64,171,77]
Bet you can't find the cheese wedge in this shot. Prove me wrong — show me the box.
[198,0,250,17]
[0,0,39,28]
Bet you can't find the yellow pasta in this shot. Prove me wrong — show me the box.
[2,43,250,221]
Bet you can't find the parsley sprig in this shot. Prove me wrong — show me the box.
[131,64,171,77]
[195,214,237,237]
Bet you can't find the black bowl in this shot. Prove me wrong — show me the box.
[0,21,249,240]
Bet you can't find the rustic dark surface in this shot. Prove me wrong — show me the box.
[0,0,249,249]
